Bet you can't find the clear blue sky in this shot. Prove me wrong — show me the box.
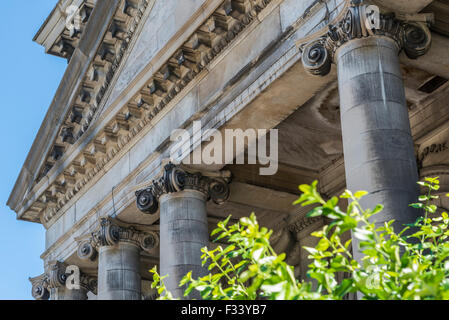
[0,0,66,300]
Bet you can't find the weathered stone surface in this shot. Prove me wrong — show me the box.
[373,0,433,14]
[160,190,209,300]
[97,243,141,300]
[336,37,420,259]
[12,0,449,302]
[401,33,449,79]
[8,0,122,218]
[106,0,209,108]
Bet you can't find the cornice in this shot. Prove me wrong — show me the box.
[37,0,152,185]
[34,0,98,59]
[8,0,148,218]
[13,0,277,226]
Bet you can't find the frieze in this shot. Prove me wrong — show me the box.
[287,215,324,235]
[418,141,448,168]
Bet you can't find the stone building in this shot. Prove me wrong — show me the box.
[7,0,449,300]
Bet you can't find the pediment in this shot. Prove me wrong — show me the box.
[35,0,151,183]
[7,0,151,217]
[10,0,281,226]
[99,0,209,118]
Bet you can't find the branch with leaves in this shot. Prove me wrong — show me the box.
[151,177,449,300]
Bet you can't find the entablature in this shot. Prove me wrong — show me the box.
[9,0,449,233]
[14,0,286,226]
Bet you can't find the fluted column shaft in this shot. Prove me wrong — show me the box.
[160,190,210,299]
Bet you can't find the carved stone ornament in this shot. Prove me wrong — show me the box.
[135,163,232,215]
[80,274,98,295]
[92,218,121,248]
[47,261,68,289]
[287,215,324,236]
[30,262,97,299]
[29,261,67,300]
[29,274,50,300]
[77,218,160,260]
[77,240,98,262]
[301,0,433,76]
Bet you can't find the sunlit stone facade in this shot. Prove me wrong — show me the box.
[7,0,449,300]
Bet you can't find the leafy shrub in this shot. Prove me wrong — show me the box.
[151,177,449,300]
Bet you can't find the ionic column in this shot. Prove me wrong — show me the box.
[29,261,96,300]
[77,219,159,300]
[54,271,97,300]
[301,1,433,260]
[136,163,231,299]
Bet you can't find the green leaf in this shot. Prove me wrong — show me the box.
[261,282,286,294]
[354,228,374,241]
[419,195,428,202]
[354,191,369,199]
[340,190,353,199]
[211,228,222,237]
[316,238,330,252]
[344,239,352,249]
[372,204,384,215]
[334,278,354,298]
[424,176,439,183]
[252,246,264,261]
[307,207,324,218]
[325,196,339,208]
[311,230,324,238]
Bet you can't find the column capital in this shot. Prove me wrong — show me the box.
[29,273,50,300]
[29,262,96,300]
[77,218,160,260]
[79,274,98,295]
[47,261,68,290]
[301,0,433,76]
[135,162,232,215]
